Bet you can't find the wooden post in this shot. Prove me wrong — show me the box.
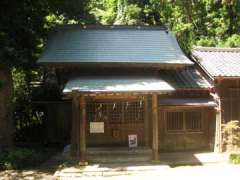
[152,93,159,161]
[211,88,222,153]
[71,91,80,157]
[79,95,87,162]
[214,109,222,152]
[144,96,149,146]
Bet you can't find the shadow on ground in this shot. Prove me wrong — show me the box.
[0,149,228,179]
[0,153,64,180]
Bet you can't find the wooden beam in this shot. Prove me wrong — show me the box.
[144,96,149,146]
[79,95,87,162]
[70,91,80,158]
[152,93,159,161]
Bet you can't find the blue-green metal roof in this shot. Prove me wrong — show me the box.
[38,26,193,65]
[63,67,211,93]
[63,76,174,93]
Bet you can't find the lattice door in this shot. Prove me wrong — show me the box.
[86,100,145,145]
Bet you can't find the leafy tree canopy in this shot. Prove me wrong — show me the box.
[0,0,93,69]
[90,0,240,52]
[1,0,240,69]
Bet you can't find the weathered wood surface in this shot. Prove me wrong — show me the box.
[159,107,214,151]
[144,95,149,146]
[79,95,87,162]
[41,89,215,153]
[216,78,240,123]
[71,92,80,158]
[152,94,159,161]
[86,97,146,146]
[215,109,222,152]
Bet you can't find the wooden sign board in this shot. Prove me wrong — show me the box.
[90,122,104,133]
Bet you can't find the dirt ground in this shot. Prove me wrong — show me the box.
[0,153,61,180]
[1,163,240,180]
[0,169,56,180]
[0,151,239,180]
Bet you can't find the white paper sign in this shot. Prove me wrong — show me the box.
[128,134,138,148]
[90,122,104,133]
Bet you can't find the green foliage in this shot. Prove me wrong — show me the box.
[220,34,240,47]
[229,153,240,164]
[0,148,34,169]
[0,147,57,170]
[1,0,240,68]
[196,37,217,47]
[222,120,240,152]
[90,0,240,50]
[90,0,118,24]
[0,0,94,68]
[0,0,94,144]
[12,68,47,142]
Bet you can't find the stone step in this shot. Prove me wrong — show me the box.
[88,155,152,163]
[87,147,152,156]
[87,147,152,163]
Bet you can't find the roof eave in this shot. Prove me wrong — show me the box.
[214,76,240,79]
[190,54,215,82]
[192,46,240,52]
[37,62,194,69]
[63,88,210,96]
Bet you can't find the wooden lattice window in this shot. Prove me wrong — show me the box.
[86,102,108,122]
[229,88,240,121]
[124,101,144,123]
[86,100,144,124]
[166,110,202,133]
[185,111,202,131]
[109,103,122,123]
[166,112,184,131]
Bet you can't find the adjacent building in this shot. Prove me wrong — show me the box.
[192,47,240,152]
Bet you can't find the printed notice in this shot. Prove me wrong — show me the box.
[128,134,138,148]
[90,122,104,133]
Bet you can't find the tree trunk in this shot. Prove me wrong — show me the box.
[0,65,13,150]
[114,0,128,25]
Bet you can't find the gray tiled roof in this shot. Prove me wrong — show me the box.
[192,47,240,77]
[158,66,211,89]
[38,25,193,66]
[63,67,211,93]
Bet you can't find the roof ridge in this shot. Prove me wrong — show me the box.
[55,24,168,31]
[193,46,240,53]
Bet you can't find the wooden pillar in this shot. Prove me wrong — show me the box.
[214,109,222,152]
[71,91,80,157]
[144,96,149,146]
[152,93,159,161]
[79,95,87,162]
